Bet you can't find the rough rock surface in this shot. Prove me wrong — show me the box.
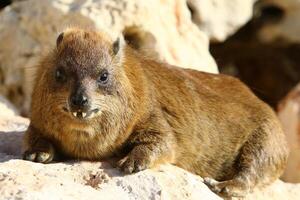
[1,102,300,199]
[259,0,300,43]
[0,0,219,114]
[0,95,19,117]
[278,83,300,183]
[187,0,257,42]
[0,160,222,200]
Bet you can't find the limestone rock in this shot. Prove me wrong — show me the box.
[0,95,19,117]
[0,100,29,157]
[1,159,299,200]
[278,83,300,183]
[0,0,218,114]
[1,102,300,199]
[259,0,300,43]
[0,160,223,200]
[187,0,257,42]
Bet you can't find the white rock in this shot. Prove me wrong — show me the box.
[0,160,223,200]
[0,101,29,156]
[0,95,19,117]
[1,147,300,200]
[0,0,218,114]
[187,0,257,42]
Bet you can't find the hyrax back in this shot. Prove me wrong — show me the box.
[23,28,288,198]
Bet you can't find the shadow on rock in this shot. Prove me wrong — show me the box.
[0,131,24,161]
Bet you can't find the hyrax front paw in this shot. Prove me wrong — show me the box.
[204,177,249,198]
[23,151,53,163]
[118,148,152,173]
[23,141,55,163]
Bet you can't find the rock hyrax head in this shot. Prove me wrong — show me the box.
[46,28,127,122]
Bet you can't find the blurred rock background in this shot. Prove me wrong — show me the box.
[1,0,300,189]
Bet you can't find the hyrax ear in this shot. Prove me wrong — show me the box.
[56,32,64,48]
[112,34,125,56]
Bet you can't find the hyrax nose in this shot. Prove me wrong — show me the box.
[71,93,88,107]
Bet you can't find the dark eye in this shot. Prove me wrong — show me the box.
[98,70,109,85]
[55,68,66,83]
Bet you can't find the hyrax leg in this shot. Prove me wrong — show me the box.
[23,125,56,163]
[204,122,288,198]
[118,114,175,173]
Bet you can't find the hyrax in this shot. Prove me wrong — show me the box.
[23,28,288,197]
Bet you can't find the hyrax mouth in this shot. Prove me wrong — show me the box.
[72,111,87,118]
[63,107,100,120]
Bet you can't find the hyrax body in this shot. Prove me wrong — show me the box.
[23,28,288,197]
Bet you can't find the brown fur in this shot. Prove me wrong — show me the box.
[23,28,289,198]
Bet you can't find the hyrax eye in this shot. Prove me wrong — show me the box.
[97,70,109,85]
[55,68,66,83]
